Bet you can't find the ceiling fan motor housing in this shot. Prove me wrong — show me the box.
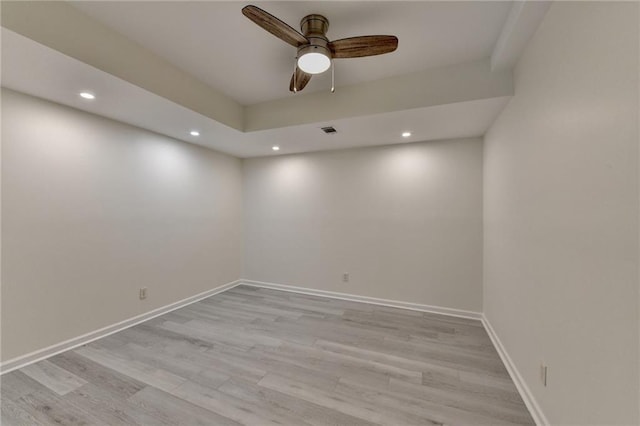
[300,14,329,38]
[299,14,331,58]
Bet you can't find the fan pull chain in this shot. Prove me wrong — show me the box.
[331,61,335,93]
[293,57,298,93]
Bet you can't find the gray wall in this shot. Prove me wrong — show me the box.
[483,2,639,424]
[1,89,243,361]
[243,138,483,312]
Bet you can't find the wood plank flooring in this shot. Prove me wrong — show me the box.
[1,285,534,425]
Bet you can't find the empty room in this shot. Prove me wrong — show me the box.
[1,1,638,425]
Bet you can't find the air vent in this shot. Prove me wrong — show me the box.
[321,126,337,134]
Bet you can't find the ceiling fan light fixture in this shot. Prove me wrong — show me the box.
[242,5,398,92]
[297,45,331,74]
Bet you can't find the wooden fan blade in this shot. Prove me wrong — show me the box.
[329,35,398,58]
[242,5,308,48]
[289,67,312,92]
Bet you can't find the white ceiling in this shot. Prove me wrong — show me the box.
[1,28,509,158]
[1,1,550,157]
[70,1,513,105]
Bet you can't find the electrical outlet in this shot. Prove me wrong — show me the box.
[540,363,548,387]
[342,272,349,283]
[139,287,147,300]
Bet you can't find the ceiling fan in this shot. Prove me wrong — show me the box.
[242,5,399,93]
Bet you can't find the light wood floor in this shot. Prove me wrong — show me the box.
[1,285,534,425]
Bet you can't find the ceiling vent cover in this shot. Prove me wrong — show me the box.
[321,126,337,134]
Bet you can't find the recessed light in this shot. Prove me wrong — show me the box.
[190,130,200,136]
[79,92,95,100]
[272,146,280,151]
[402,131,411,138]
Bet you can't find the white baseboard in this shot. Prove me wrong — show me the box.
[242,280,544,424]
[240,279,482,320]
[0,277,545,426]
[0,280,242,375]
[481,315,548,426]
[2,279,480,374]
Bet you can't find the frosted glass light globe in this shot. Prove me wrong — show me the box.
[297,49,331,74]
